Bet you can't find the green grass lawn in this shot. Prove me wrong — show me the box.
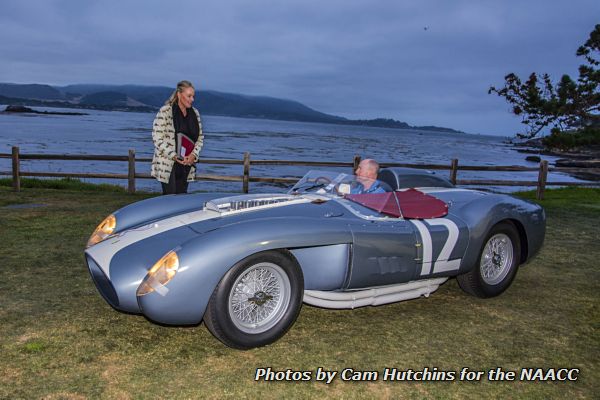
[0,184,598,399]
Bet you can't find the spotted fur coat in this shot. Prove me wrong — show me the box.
[151,105,204,183]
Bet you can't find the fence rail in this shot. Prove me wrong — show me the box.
[1,146,598,200]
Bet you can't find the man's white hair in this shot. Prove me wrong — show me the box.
[363,158,380,173]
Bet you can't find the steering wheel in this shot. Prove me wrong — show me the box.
[314,176,333,185]
[313,176,344,195]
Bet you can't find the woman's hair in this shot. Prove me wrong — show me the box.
[165,80,195,106]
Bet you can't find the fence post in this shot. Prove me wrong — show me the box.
[12,146,20,192]
[243,152,250,193]
[128,149,136,194]
[450,158,458,185]
[353,155,361,172]
[536,160,548,200]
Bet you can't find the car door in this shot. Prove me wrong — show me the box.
[346,214,469,289]
[347,218,419,288]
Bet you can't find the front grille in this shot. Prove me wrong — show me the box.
[86,255,119,308]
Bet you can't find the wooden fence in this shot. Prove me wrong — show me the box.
[1,146,598,200]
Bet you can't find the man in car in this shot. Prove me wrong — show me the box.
[351,159,387,194]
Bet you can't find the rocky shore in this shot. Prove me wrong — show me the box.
[513,138,600,181]
[2,105,88,116]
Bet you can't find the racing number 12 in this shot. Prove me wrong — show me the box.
[410,219,461,276]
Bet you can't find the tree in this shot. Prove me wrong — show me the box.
[489,24,600,139]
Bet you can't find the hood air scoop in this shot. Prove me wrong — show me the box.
[204,194,309,215]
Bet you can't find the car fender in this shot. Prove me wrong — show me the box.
[138,216,353,325]
[450,195,545,271]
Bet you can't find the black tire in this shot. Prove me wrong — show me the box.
[203,250,304,349]
[457,221,521,298]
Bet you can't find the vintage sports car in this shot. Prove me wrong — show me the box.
[84,168,545,349]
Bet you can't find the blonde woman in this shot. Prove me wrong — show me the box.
[151,80,204,194]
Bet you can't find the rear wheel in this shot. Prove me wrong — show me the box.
[203,251,303,349]
[457,221,521,298]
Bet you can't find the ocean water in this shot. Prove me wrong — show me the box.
[0,105,586,193]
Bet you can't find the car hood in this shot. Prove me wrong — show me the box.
[110,192,231,234]
[186,193,346,234]
[109,192,346,237]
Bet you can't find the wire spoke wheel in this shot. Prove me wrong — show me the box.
[228,262,291,334]
[480,233,514,285]
[204,251,303,349]
[457,221,521,298]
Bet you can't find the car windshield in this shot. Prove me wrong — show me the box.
[288,170,392,196]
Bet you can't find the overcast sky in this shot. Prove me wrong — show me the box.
[1,1,598,135]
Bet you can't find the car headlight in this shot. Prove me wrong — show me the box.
[136,251,179,296]
[87,214,116,248]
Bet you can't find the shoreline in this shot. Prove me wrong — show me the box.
[0,99,463,133]
[2,105,88,116]
[513,141,600,181]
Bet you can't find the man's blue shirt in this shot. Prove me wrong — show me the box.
[350,180,386,194]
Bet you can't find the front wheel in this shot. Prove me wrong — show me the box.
[203,251,304,349]
[457,221,521,298]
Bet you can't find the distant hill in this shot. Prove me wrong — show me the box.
[198,91,347,123]
[0,83,64,100]
[0,82,463,133]
[80,91,127,106]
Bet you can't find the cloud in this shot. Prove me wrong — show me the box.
[1,0,598,135]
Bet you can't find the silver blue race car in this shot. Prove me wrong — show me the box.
[84,168,545,349]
